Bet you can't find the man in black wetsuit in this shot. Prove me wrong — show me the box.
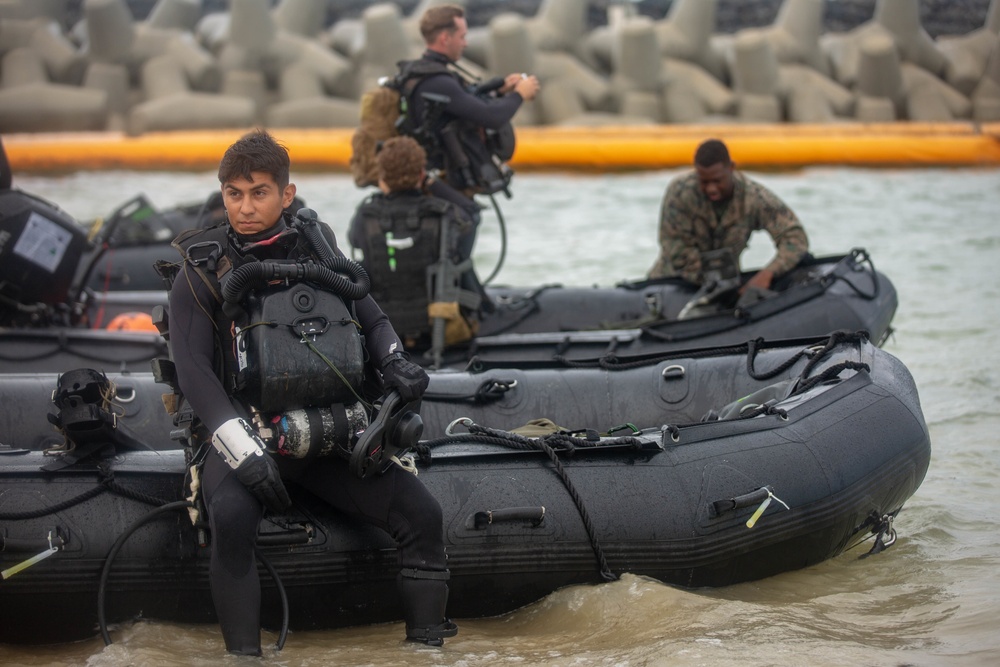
[399,4,540,262]
[167,129,457,656]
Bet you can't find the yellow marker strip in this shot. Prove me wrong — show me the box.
[1,533,60,580]
[746,490,790,529]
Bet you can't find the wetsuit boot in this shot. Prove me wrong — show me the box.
[398,568,458,646]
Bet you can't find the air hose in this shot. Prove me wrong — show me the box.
[97,500,290,651]
[481,193,507,286]
[222,258,370,305]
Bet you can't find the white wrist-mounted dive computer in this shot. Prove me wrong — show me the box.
[212,418,267,470]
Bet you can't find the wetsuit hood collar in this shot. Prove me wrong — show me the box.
[422,49,454,66]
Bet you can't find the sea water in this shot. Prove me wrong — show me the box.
[3,167,999,666]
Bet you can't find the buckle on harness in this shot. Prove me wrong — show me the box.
[186,241,223,269]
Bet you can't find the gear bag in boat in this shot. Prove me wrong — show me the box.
[0,189,89,327]
[43,368,151,470]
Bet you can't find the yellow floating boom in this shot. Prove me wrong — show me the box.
[6,122,1000,173]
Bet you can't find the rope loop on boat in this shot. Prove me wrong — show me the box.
[794,360,871,395]
[0,465,174,520]
[660,333,871,441]
[746,329,868,381]
[477,285,554,336]
[471,422,618,580]
[0,484,107,520]
[832,247,880,300]
[99,469,177,508]
[554,339,754,371]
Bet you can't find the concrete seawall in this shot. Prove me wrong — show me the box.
[1,0,998,135]
[2,0,999,171]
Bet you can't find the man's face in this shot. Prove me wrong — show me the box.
[440,17,468,61]
[221,171,296,236]
[694,161,735,202]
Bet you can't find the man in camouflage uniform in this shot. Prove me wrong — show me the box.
[648,139,809,294]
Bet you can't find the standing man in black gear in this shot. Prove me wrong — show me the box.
[398,4,540,265]
[167,129,457,656]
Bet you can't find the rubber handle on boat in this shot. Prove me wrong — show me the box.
[473,506,545,529]
[711,486,772,517]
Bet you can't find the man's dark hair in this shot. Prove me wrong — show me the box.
[420,4,464,44]
[377,136,426,192]
[694,139,731,168]
[218,129,290,189]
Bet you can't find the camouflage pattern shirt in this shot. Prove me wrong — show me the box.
[648,170,809,283]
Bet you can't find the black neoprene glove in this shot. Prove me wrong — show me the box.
[235,453,292,514]
[381,353,430,402]
[212,418,292,514]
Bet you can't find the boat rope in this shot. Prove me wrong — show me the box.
[473,426,616,581]
[418,426,647,582]
[552,338,757,371]
[473,285,557,337]
[549,329,867,374]
[795,360,871,394]
[0,467,175,521]
[747,329,869,381]
[799,329,869,379]
[659,350,872,440]
[0,485,107,521]
[0,340,165,365]
[832,248,880,300]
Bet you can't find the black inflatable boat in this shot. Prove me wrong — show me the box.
[2,187,896,372]
[0,331,930,645]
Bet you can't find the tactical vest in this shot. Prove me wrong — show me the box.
[353,192,459,346]
[169,220,367,414]
[395,58,515,196]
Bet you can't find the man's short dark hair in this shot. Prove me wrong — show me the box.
[420,4,464,44]
[694,139,731,168]
[377,136,426,192]
[218,129,290,189]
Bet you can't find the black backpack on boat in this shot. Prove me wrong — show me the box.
[43,368,152,471]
